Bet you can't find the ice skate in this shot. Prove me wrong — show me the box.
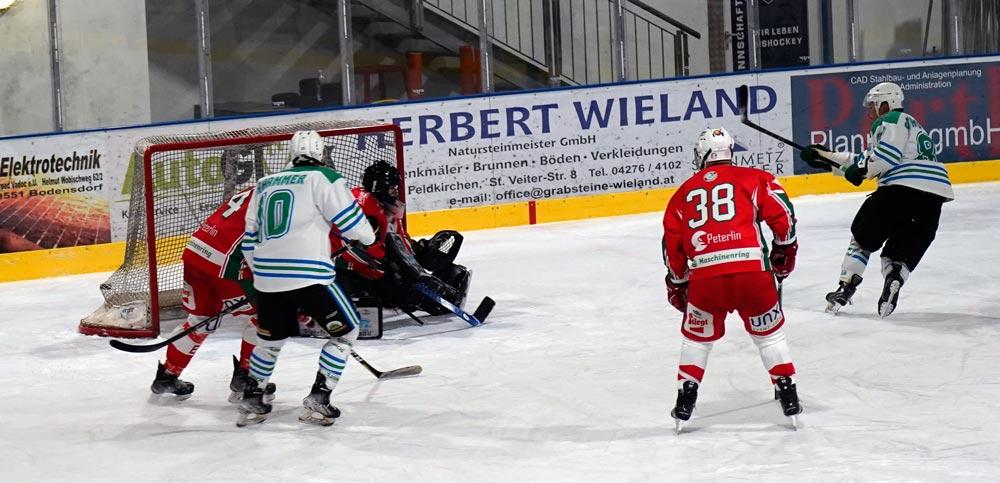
[299,372,341,426]
[774,376,802,430]
[149,362,194,400]
[825,275,863,314]
[670,381,699,434]
[228,356,276,403]
[236,378,272,427]
[878,263,905,318]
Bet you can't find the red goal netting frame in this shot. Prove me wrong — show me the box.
[80,120,404,338]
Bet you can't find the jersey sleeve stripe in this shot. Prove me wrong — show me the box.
[331,202,361,225]
[880,142,903,157]
[872,150,900,166]
[337,212,365,233]
[875,146,901,162]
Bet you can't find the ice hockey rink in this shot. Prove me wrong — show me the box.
[2,182,999,482]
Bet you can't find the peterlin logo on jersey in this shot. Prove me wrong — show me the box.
[691,230,743,252]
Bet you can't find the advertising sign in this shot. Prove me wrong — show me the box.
[0,143,110,253]
[731,0,810,70]
[790,60,1000,173]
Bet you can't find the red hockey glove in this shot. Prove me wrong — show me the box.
[665,276,688,313]
[770,240,798,279]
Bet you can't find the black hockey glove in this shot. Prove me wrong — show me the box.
[800,144,833,172]
[843,162,867,187]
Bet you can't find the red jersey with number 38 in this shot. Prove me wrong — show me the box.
[181,188,254,281]
[662,164,796,282]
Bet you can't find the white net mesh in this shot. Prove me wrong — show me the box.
[80,120,401,337]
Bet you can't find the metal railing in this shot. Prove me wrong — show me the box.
[420,0,700,86]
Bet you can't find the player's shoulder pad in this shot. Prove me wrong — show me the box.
[289,165,343,183]
[870,110,903,134]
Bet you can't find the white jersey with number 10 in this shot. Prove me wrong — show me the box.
[242,165,376,293]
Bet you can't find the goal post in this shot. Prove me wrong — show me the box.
[80,120,405,338]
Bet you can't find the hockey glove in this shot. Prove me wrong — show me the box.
[800,144,833,172]
[843,162,867,186]
[665,276,688,313]
[769,240,798,278]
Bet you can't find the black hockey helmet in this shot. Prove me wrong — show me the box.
[362,160,400,205]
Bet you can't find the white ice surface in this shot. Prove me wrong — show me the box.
[2,183,1000,482]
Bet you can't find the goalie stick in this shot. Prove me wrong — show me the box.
[736,84,838,170]
[338,234,496,327]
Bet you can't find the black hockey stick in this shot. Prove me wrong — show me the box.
[350,350,422,379]
[109,298,250,353]
[736,84,839,170]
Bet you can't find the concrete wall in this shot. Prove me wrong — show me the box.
[58,0,151,131]
[0,2,55,137]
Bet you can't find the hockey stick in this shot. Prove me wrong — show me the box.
[415,284,495,327]
[350,350,422,379]
[109,298,250,353]
[736,84,839,170]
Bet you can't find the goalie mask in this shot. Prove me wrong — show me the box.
[693,127,734,170]
[863,82,904,118]
[289,130,326,166]
[362,160,401,206]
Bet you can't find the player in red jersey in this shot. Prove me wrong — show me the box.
[333,161,470,316]
[149,187,272,402]
[662,127,801,431]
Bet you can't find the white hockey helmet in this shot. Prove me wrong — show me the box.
[694,127,734,169]
[863,82,904,112]
[289,130,325,166]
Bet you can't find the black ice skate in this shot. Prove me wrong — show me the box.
[299,372,341,426]
[825,275,863,314]
[236,377,272,427]
[670,380,699,434]
[228,356,276,404]
[774,376,802,430]
[878,262,905,318]
[149,362,194,400]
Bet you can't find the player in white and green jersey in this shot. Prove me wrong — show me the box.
[801,82,952,318]
[237,130,376,427]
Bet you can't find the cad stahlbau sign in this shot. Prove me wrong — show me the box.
[790,58,1000,173]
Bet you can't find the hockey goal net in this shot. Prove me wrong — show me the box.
[80,120,404,338]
